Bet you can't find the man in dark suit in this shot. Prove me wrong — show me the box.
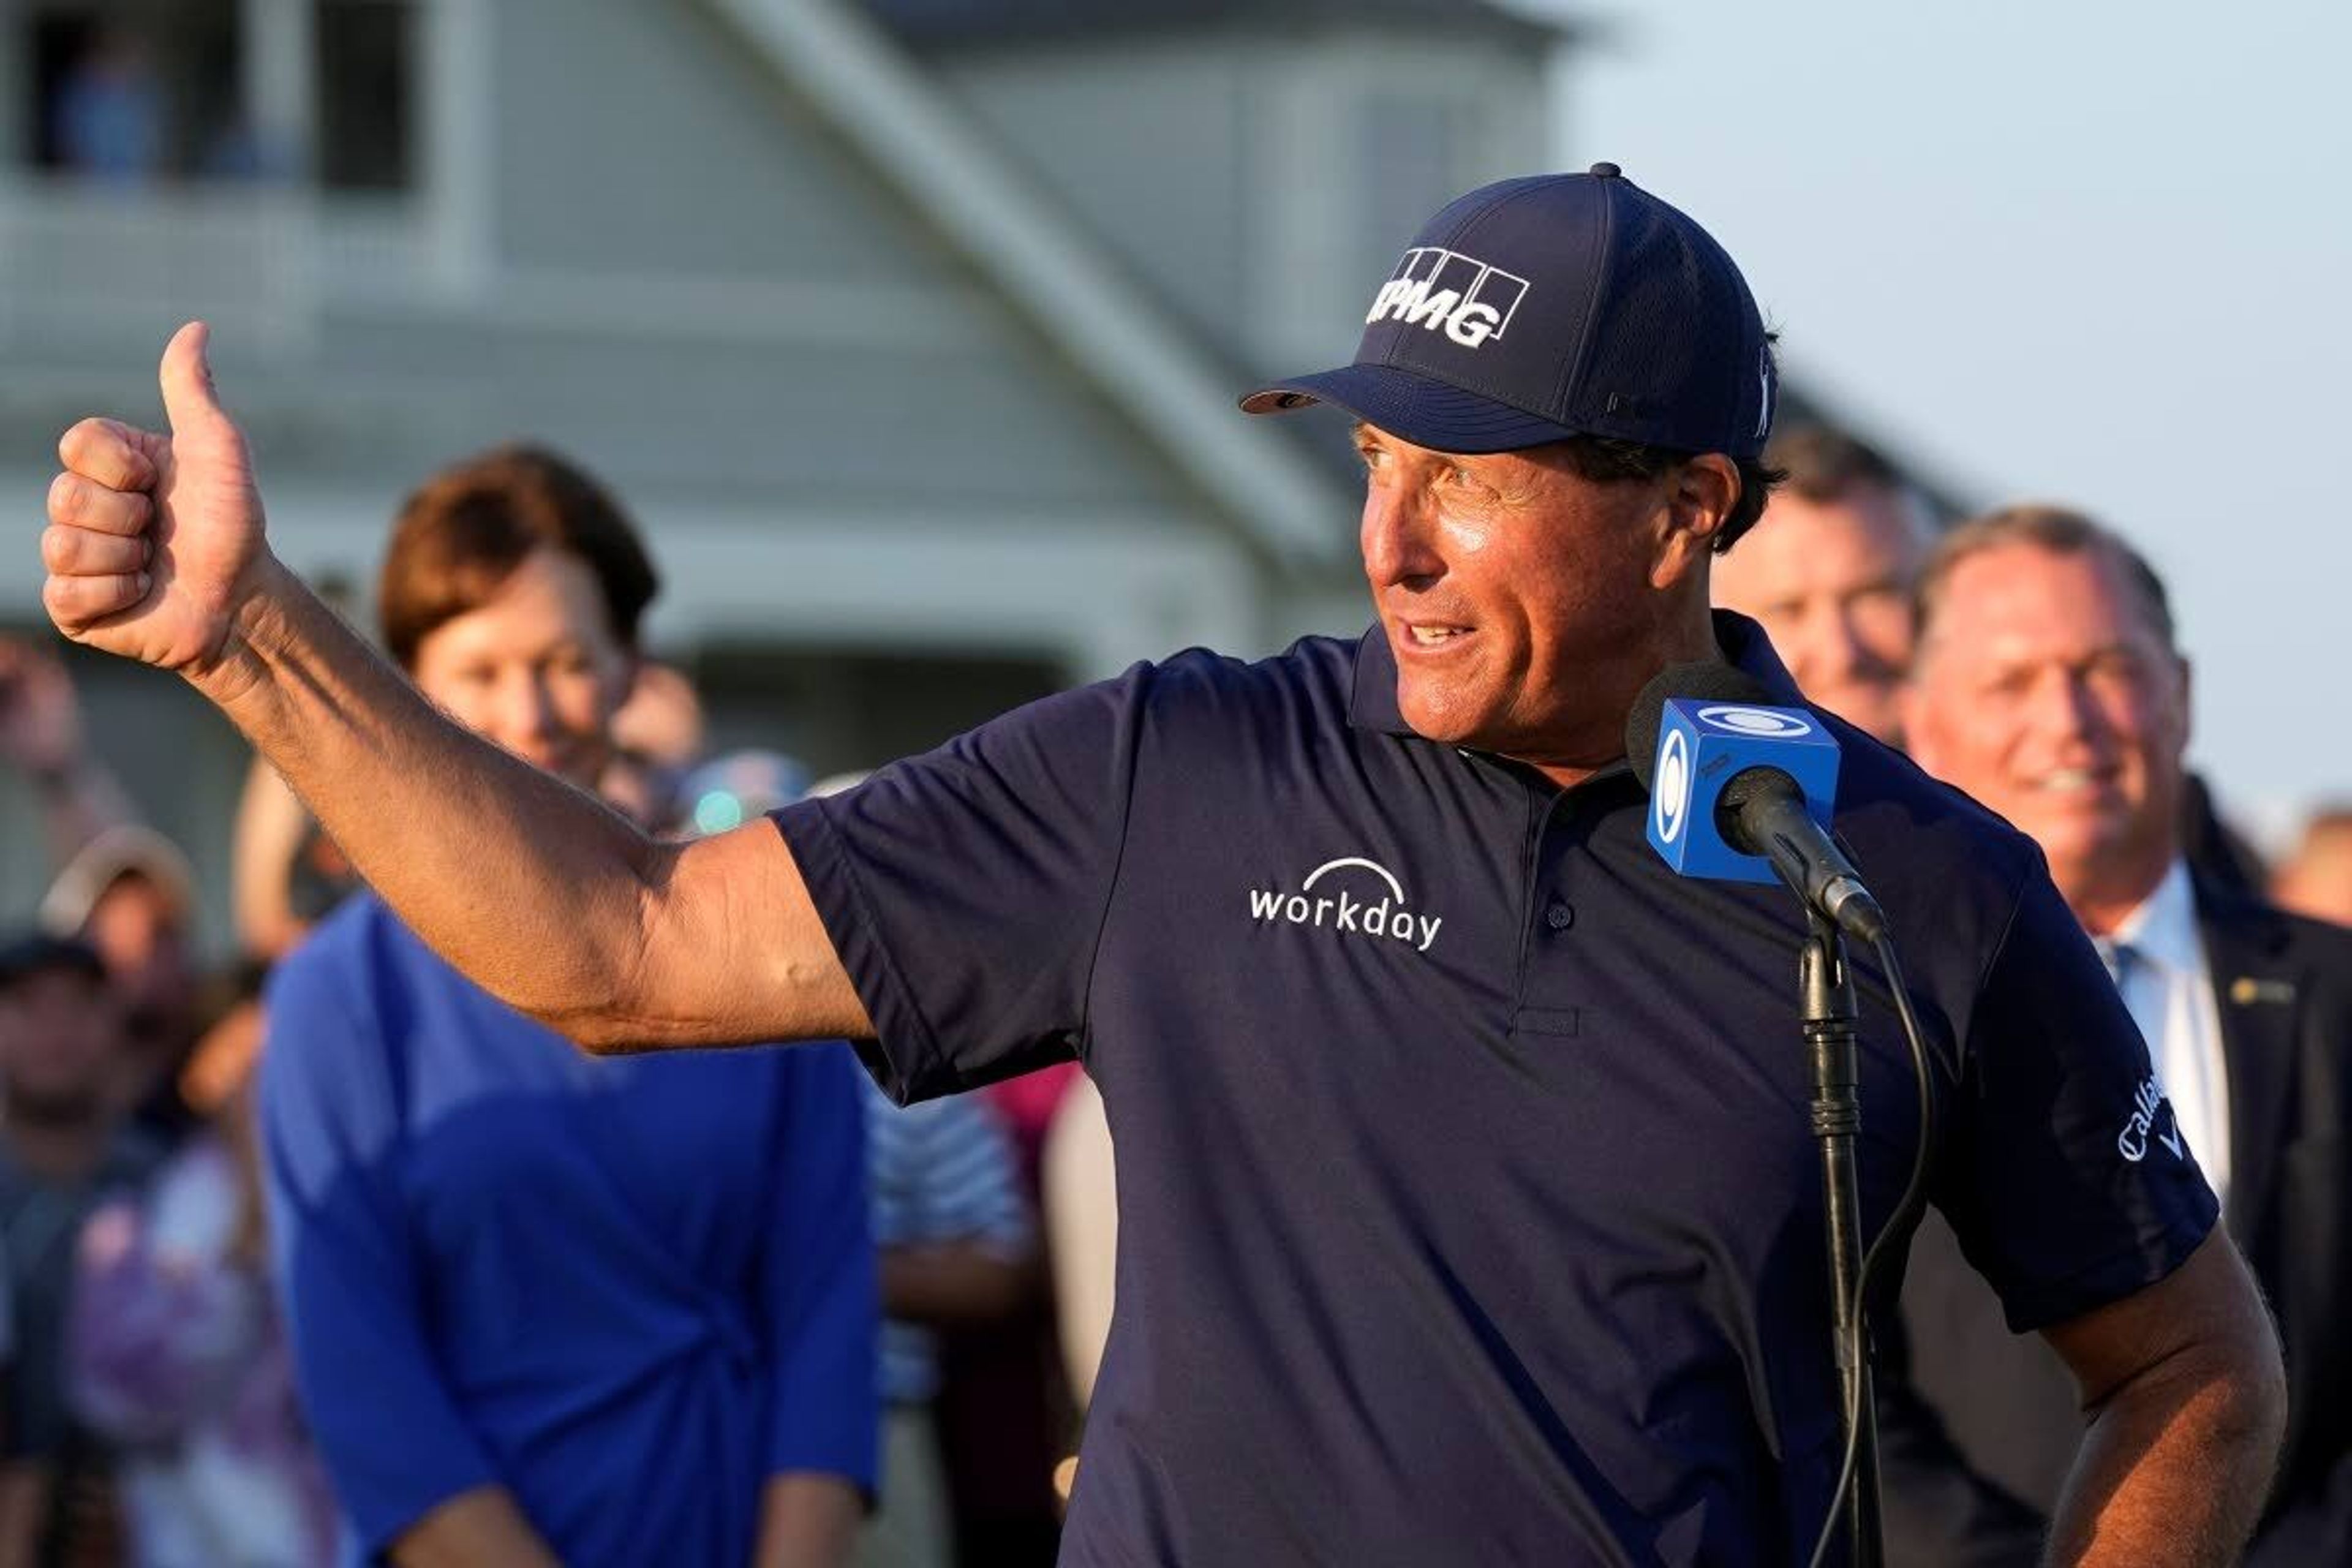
[1880,503,2352,1564]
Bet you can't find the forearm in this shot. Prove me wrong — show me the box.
[2045,1353,2282,1566]
[752,1474,862,1568]
[42,358,868,1049]
[881,1240,1038,1325]
[230,755,314,956]
[195,556,663,1038]
[389,1484,562,1568]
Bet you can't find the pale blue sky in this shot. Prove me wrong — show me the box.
[1547,0,2350,837]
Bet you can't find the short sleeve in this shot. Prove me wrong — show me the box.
[772,665,1153,1103]
[1929,864,2221,1331]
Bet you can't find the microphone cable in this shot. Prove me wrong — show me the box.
[1805,929,1939,1568]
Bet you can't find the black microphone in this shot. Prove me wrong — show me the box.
[1626,663,1889,943]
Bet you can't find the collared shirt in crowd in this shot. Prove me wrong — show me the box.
[2106,857,2232,1205]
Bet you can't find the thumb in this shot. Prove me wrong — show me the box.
[158,321,232,437]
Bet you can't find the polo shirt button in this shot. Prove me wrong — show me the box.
[1546,901,1574,930]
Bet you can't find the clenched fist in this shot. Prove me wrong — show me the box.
[44,322,274,679]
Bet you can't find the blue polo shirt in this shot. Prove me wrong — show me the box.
[774,613,2217,1567]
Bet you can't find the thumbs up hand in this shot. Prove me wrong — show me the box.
[43,322,276,680]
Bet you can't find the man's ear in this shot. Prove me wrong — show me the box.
[1651,454,1738,590]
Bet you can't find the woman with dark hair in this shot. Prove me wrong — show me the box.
[257,448,875,1567]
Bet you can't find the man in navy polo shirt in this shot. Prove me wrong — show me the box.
[37,168,2283,1565]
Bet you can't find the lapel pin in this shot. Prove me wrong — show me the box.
[2229,977,2296,1006]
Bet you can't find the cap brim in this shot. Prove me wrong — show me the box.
[1239,363,1587,454]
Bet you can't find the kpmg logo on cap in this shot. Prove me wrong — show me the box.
[1365,247,1530,350]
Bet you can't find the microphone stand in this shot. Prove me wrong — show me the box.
[1800,905,1883,1567]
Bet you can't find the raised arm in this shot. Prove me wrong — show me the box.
[2039,1228,2285,1566]
[43,324,867,1050]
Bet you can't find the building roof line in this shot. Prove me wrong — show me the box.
[700,0,1353,570]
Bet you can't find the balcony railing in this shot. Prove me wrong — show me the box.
[0,174,435,358]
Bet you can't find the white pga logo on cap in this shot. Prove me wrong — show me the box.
[1695,705,1814,739]
[1653,728,1692,844]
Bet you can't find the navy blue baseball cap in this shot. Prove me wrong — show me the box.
[1242,164,1776,458]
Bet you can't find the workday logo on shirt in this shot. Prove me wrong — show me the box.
[1245,856,1444,954]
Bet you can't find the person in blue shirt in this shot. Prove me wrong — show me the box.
[255,447,876,1566]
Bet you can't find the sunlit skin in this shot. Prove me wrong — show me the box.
[1711,485,1924,744]
[407,547,636,795]
[2272,821,2352,927]
[1352,421,1732,786]
[1902,543,2190,935]
[179,997,263,1117]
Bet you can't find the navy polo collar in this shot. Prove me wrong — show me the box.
[1346,609,1807,741]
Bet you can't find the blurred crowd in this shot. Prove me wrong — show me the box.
[0,425,2340,1568]
[0,450,1105,1567]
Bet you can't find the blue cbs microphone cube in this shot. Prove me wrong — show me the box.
[1646,701,1842,885]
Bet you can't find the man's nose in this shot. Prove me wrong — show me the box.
[2024,668,2105,744]
[1360,483,1443,590]
[1809,604,1871,680]
[494,668,562,746]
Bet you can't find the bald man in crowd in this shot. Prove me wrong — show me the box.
[1711,424,1932,744]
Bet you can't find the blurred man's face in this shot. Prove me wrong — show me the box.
[1904,543,2190,921]
[1711,484,1923,743]
[86,873,193,1026]
[0,968,119,1124]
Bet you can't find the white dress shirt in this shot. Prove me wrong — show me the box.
[2106,858,2230,1204]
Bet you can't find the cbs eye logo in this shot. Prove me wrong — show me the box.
[1652,729,1692,844]
[1695,705,1814,739]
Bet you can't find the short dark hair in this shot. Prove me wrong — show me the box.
[1763,424,1905,505]
[1915,503,2177,654]
[1542,437,1786,555]
[378,446,660,670]
[0,933,106,993]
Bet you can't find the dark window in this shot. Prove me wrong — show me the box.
[23,2,243,181]
[315,1,416,192]
[17,0,420,190]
